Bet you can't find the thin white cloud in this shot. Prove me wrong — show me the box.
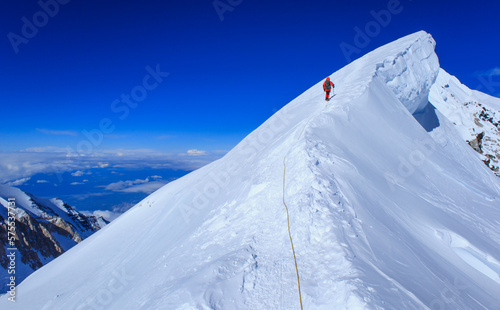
[5,177,31,186]
[104,177,168,194]
[24,146,68,153]
[37,128,78,136]
[70,182,84,185]
[119,182,167,193]
[70,192,110,201]
[187,149,207,156]
[487,67,500,76]
[150,175,163,179]
[104,178,150,191]
[37,180,49,183]
[102,148,160,156]
[71,171,85,177]
[476,67,500,77]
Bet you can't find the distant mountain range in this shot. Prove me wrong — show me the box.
[0,184,108,293]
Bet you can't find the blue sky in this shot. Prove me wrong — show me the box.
[2,0,499,152]
[1,0,499,213]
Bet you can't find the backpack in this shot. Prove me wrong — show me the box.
[324,80,332,91]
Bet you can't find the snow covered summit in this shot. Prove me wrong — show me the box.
[2,31,500,309]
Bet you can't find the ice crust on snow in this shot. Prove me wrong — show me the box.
[2,31,500,310]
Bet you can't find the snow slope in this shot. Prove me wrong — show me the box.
[2,31,500,309]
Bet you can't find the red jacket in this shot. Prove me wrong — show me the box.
[323,80,334,91]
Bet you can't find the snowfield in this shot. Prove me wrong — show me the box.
[1,31,500,309]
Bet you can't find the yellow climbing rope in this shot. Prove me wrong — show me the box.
[281,94,334,309]
[282,156,304,310]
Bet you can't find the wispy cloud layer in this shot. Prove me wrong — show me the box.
[104,177,167,194]
[187,149,207,156]
[475,67,500,77]
[0,148,224,184]
[5,177,31,186]
[117,181,167,193]
[25,146,69,153]
[36,128,79,136]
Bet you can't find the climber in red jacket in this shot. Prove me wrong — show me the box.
[323,77,334,101]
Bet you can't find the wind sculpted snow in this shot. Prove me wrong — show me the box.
[2,31,500,310]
